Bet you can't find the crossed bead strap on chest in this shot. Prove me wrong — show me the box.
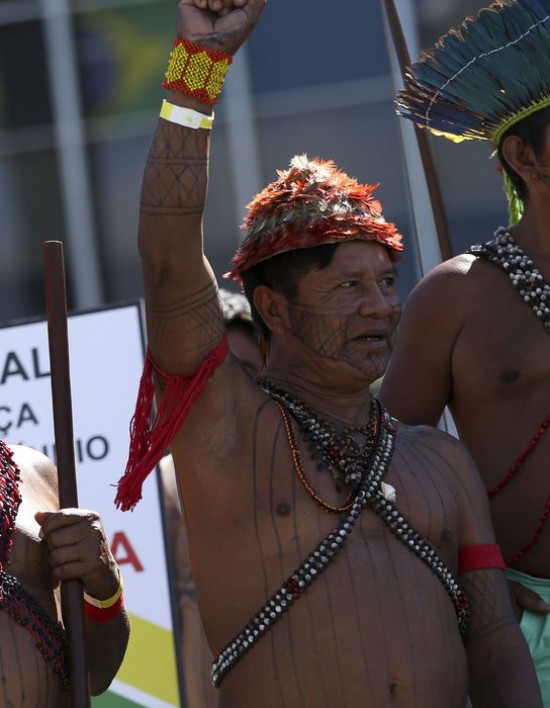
[210,411,395,687]
[210,399,469,688]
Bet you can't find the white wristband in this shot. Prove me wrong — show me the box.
[159,99,214,130]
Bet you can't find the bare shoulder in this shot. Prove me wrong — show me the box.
[398,251,493,336]
[409,253,479,301]
[393,421,483,489]
[10,444,56,477]
[394,419,458,449]
[414,248,502,295]
[4,446,59,608]
[9,444,59,507]
[429,252,477,275]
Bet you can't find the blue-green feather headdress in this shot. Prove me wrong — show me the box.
[396,0,550,223]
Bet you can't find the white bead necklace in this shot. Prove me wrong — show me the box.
[469,227,550,333]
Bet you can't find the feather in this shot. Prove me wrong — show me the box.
[397,0,550,142]
[225,156,403,282]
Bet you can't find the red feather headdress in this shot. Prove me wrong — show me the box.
[225,155,403,282]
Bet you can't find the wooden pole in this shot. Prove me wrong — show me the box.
[43,240,91,707]
[381,0,454,262]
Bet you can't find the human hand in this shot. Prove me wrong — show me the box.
[35,508,119,600]
[508,579,550,621]
[176,0,266,56]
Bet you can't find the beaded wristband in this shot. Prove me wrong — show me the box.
[159,99,214,130]
[84,571,124,609]
[161,38,232,105]
[84,594,124,623]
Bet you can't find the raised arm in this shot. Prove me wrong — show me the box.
[140,0,265,376]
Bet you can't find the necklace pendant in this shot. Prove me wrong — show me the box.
[379,481,396,503]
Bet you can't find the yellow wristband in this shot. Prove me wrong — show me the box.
[84,571,124,609]
[159,100,214,130]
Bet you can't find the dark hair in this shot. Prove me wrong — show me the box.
[225,318,258,342]
[498,106,550,202]
[241,243,340,340]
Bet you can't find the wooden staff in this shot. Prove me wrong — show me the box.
[381,0,454,262]
[43,240,91,707]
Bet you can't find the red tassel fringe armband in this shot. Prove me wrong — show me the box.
[458,544,505,574]
[115,336,229,511]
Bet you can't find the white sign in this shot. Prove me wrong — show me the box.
[0,302,180,707]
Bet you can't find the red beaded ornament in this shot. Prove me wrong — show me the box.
[162,38,232,105]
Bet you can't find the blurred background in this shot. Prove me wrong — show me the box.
[0,0,504,324]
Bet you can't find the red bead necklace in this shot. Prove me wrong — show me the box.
[488,413,550,565]
[488,413,550,496]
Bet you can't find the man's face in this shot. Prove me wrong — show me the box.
[284,241,401,382]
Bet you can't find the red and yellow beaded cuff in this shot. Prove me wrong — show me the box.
[161,38,232,105]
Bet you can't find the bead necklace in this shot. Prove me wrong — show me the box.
[0,440,20,568]
[469,229,550,565]
[278,403,356,513]
[211,399,469,687]
[257,378,378,492]
[507,499,550,567]
[0,571,69,689]
[0,440,69,689]
[488,411,550,566]
[488,413,550,497]
[468,227,550,332]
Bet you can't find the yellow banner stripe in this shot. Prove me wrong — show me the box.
[115,613,179,705]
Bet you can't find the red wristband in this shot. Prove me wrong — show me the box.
[84,594,124,623]
[458,544,505,574]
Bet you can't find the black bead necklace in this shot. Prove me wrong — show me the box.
[257,377,378,492]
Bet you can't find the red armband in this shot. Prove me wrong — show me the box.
[84,594,124,623]
[458,543,505,574]
[115,335,229,511]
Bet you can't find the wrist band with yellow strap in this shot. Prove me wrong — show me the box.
[161,38,232,105]
[84,570,125,623]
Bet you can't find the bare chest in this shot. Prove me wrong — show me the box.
[452,275,550,405]
[0,523,65,704]
[189,427,462,625]
[0,614,69,705]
